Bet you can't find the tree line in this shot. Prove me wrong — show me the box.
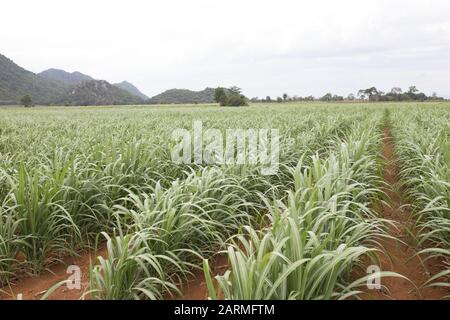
[250,86,445,103]
[19,85,446,107]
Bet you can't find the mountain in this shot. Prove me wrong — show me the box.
[39,68,94,85]
[0,53,68,105]
[114,81,148,100]
[0,53,145,105]
[40,69,148,100]
[56,80,143,106]
[148,88,215,104]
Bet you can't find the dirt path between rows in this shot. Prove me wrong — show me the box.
[0,248,227,300]
[0,246,108,300]
[361,127,448,300]
[173,255,228,300]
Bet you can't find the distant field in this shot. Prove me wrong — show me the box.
[0,102,448,300]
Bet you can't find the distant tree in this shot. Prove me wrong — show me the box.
[357,90,365,100]
[214,87,228,106]
[358,87,379,101]
[228,86,243,95]
[215,86,248,107]
[21,95,33,107]
[320,93,333,101]
[319,93,344,102]
[354,85,436,102]
[254,86,438,104]
[227,94,248,106]
[367,87,379,99]
[390,87,402,94]
[406,86,421,101]
[408,86,418,94]
[358,93,366,101]
[415,92,428,101]
[429,92,444,101]
[230,86,248,106]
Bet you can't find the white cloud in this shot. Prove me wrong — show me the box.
[1,0,449,97]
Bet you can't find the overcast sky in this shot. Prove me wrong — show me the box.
[2,0,450,98]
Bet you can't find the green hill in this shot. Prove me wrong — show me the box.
[148,88,215,104]
[40,68,148,100]
[0,53,68,105]
[0,53,145,106]
[1,52,218,106]
[39,68,94,85]
[56,80,143,106]
[114,81,149,100]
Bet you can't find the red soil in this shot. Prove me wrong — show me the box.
[360,128,449,300]
[173,255,229,300]
[0,247,107,300]
[0,248,228,300]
